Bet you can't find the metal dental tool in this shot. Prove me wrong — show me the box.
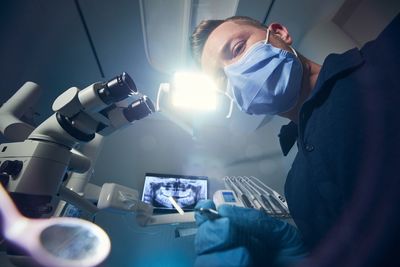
[224,177,252,208]
[195,207,221,220]
[241,177,284,216]
[240,177,275,214]
[222,176,290,218]
[233,176,264,211]
[0,183,110,267]
[248,176,289,214]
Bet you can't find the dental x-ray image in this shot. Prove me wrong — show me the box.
[141,173,208,213]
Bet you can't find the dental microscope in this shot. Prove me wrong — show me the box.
[0,72,155,266]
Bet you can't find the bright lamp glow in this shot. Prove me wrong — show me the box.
[172,72,218,111]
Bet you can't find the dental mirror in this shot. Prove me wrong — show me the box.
[0,184,111,267]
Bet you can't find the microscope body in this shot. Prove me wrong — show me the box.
[0,72,155,219]
[0,140,71,215]
[0,73,156,267]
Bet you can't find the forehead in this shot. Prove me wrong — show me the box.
[200,20,261,75]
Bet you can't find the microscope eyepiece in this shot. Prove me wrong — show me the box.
[123,96,155,122]
[98,72,138,104]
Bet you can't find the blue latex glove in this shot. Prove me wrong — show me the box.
[194,200,308,267]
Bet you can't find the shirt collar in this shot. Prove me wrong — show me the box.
[278,48,365,156]
[308,48,364,101]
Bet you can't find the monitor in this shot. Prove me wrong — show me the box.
[141,173,208,214]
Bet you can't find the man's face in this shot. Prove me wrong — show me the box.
[201,21,292,90]
[201,21,267,88]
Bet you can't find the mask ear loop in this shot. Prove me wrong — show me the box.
[266,28,299,58]
[264,29,271,44]
[225,93,234,118]
[289,46,299,57]
[214,87,234,119]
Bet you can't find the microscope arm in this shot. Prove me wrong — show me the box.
[85,183,153,214]
[58,185,99,214]
[62,135,152,216]
[51,97,155,218]
[0,82,40,142]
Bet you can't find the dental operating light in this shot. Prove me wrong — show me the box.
[172,72,218,111]
[156,71,234,118]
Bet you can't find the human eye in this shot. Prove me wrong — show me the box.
[232,40,246,58]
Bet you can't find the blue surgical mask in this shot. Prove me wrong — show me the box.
[224,29,303,115]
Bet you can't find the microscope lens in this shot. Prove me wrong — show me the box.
[123,96,155,122]
[120,72,137,93]
[98,72,138,104]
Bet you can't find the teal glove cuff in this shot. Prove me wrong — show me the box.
[194,201,308,267]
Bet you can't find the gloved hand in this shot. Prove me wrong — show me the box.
[194,200,308,267]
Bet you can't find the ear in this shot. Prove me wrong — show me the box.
[268,23,292,45]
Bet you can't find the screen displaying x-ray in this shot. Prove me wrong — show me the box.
[141,173,208,213]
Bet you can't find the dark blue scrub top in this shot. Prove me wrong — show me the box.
[279,13,400,249]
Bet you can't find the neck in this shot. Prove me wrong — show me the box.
[279,55,321,123]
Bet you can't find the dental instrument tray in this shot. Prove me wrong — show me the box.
[224,176,290,218]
